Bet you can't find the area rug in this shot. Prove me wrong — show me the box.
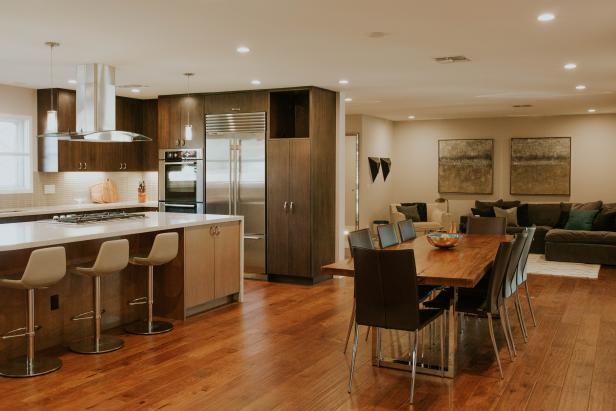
[526,254,600,279]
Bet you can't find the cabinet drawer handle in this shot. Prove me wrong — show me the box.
[289,202,294,213]
[123,163,127,170]
[215,226,221,236]
[283,201,288,213]
[209,226,215,236]
[231,108,241,111]
[83,162,87,170]
[78,162,82,170]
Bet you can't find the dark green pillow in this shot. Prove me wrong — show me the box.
[397,205,421,222]
[565,209,599,231]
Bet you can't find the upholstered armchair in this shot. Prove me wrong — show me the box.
[389,202,453,235]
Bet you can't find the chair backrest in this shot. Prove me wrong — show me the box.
[353,247,420,332]
[504,231,528,298]
[397,219,417,242]
[517,226,536,284]
[21,246,67,289]
[485,240,514,314]
[91,239,129,274]
[467,216,507,235]
[347,229,374,258]
[147,232,179,265]
[377,224,400,248]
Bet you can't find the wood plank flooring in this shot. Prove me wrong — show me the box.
[1,267,615,410]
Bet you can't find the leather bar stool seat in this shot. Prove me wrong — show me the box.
[69,239,129,354]
[125,232,179,335]
[0,246,66,377]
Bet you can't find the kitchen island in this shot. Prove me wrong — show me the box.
[0,212,243,360]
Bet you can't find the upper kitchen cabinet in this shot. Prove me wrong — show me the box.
[203,91,267,114]
[37,89,76,134]
[269,89,309,138]
[158,95,204,149]
[141,99,159,171]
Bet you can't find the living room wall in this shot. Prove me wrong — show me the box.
[391,113,616,222]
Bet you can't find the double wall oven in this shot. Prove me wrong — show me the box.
[158,149,204,213]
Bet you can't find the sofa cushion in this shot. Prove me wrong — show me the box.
[573,200,603,211]
[592,203,616,231]
[401,202,427,222]
[517,204,530,227]
[414,222,443,232]
[565,209,599,230]
[500,200,521,209]
[527,203,562,227]
[475,200,502,210]
[471,207,495,217]
[546,229,616,245]
[556,202,572,228]
[396,205,421,222]
[494,206,518,226]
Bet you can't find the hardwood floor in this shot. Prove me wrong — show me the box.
[1,267,616,410]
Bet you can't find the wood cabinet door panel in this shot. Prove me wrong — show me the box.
[266,139,290,275]
[288,140,311,277]
[204,92,267,114]
[214,222,241,298]
[184,226,215,307]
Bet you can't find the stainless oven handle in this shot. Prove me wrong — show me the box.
[163,203,196,208]
[162,161,199,165]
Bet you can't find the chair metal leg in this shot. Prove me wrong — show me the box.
[376,328,382,366]
[410,329,419,404]
[365,326,370,342]
[126,265,173,335]
[524,282,538,326]
[502,300,517,356]
[440,314,445,377]
[498,305,515,361]
[343,300,356,353]
[514,293,528,343]
[347,322,360,393]
[487,313,504,379]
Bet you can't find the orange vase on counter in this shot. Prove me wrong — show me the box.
[138,180,146,203]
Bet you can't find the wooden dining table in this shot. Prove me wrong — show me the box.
[321,234,512,379]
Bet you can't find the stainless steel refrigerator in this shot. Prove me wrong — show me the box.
[205,112,266,274]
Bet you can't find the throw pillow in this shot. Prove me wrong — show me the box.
[517,204,530,227]
[592,203,616,231]
[565,209,599,230]
[397,205,421,222]
[573,201,603,211]
[494,206,519,226]
[475,200,502,210]
[500,199,521,209]
[400,202,427,222]
[471,207,496,217]
[556,202,572,228]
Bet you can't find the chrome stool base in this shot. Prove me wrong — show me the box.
[69,335,124,354]
[0,355,62,378]
[125,320,173,335]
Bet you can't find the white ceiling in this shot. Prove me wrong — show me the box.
[1,0,615,121]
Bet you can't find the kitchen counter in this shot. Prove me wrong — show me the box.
[0,200,159,219]
[0,212,242,252]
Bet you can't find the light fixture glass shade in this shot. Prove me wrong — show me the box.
[46,110,58,134]
[184,124,193,141]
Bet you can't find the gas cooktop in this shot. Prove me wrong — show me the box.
[49,211,147,225]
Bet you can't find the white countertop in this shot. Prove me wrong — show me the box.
[0,212,243,252]
[0,201,159,219]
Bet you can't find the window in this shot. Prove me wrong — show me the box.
[0,115,33,193]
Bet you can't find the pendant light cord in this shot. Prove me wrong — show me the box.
[186,73,191,125]
[50,44,54,110]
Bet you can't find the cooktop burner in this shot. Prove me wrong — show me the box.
[50,211,147,224]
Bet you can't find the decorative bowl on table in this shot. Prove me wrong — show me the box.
[426,232,462,249]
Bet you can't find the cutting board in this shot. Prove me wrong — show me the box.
[90,179,119,203]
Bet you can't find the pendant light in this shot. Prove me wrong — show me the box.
[45,41,60,134]
[183,73,194,141]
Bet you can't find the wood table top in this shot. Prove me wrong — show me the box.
[321,234,512,288]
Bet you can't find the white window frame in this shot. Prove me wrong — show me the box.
[0,114,34,194]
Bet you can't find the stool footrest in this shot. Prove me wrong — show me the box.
[128,296,148,306]
[71,309,105,321]
[2,326,41,340]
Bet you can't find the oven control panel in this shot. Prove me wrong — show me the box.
[160,149,203,162]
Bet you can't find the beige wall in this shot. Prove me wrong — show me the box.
[392,113,616,221]
[346,114,395,228]
[0,84,157,209]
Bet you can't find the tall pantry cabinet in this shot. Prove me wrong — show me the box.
[266,88,336,283]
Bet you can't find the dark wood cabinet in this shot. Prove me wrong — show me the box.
[266,88,336,282]
[141,99,158,171]
[203,91,268,114]
[37,89,76,134]
[157,95,204,149]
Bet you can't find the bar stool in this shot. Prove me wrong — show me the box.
[0,246,66,377]
[69,239,129,354]
[125,232,178,335]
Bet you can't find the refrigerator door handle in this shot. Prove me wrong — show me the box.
[228,143,233,215]
[235,140,241,216]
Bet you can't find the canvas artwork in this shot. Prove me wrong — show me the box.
[438,139,494,194]
[510,137,571,195]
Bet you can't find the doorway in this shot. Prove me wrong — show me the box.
[345,133,359,234]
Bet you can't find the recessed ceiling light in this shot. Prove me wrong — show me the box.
[131,88,140,93]
[408,115,416,119]
[537,12,555,22]
[250,79,261,85]
[588,108,597,113]
[236,46,250,54]
[344,97,352,102]
[338,79,349,85]
[564,63,577,70]
[67,79,77,84]
[575,85,587,90]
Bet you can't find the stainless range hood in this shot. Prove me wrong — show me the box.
[39,63,151,142]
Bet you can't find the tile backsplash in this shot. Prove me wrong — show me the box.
[0,171,158,209]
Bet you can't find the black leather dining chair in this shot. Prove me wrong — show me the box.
[343,229,376,353]
[466,216,507,235]
[397,219,417,242]
[515,226,537,327]
[501,232,529,354]
[349,247,445,404]
[377,224,400,248]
